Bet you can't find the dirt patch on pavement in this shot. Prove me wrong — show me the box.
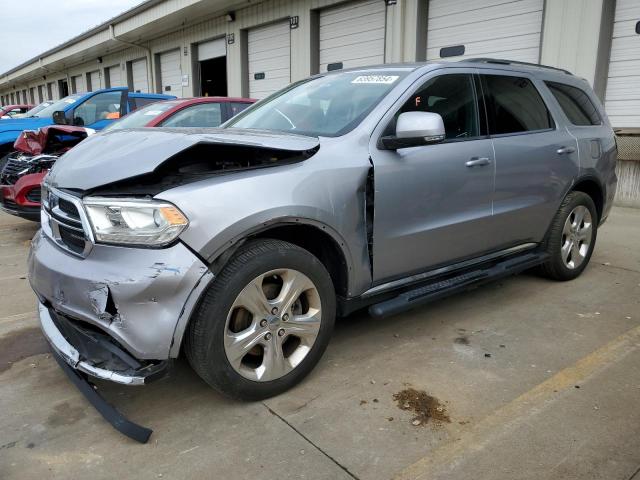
[47,402,86,427]
[393,388,451,426]
[0,327,49,373]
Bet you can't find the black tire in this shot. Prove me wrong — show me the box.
[537,191,598,281]
[185,239,336,400]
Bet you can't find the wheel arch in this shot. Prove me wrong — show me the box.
[571,176,604,222]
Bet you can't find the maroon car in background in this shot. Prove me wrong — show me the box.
[0,96,255,220]
[104,96,255,131]
[1,104,35,119]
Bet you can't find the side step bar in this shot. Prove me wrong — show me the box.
[369,252,548,319]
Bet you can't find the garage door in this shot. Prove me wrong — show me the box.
[248,21,290,98]
[88,71,100,91]
[319,0,386,72]
[159,49,182,96]
[605,0,640,128]
[107,65,122,87]
[198,37,226,61]
[131,58,149,93]
[71,75,84,94]
[427,0,544,63]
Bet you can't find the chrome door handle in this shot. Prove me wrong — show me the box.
[556,146,576,155]
[466,157,491,167]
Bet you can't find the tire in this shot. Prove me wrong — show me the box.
[537,191,598,281]
[185,239,336,400]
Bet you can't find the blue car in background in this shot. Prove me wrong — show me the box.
[0,87,174,156]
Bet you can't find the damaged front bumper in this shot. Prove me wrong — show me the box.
[39,303,165,385]
[28,229,214,384]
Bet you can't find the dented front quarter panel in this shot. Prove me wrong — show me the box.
[156,134,374,297]
[28,230,211,359]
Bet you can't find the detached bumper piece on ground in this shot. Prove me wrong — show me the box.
[39,304,168,442]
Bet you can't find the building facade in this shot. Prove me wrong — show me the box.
[0,0,636,129]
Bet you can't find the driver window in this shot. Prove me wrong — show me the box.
[73,91,122,126]
[392,74,480,140]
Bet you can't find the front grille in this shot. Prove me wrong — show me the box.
[0,157,28,185]
[42,186,92,257]
[58,225,86,254]
[1,198,17,209]
[25,188,41,203]
[58,197,80,219]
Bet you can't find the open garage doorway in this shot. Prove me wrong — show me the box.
[195,38,227,97]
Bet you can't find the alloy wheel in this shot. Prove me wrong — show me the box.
[223,269,322,381]
[561,205,593,269]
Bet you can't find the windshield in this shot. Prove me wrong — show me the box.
[22,101,54,117]
[227,70,409,137]
[104,101,178,131]
[33,95,83,118]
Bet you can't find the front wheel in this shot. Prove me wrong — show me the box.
[185,239,336,400]
[538,191,598,281]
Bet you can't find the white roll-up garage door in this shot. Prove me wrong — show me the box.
[159,49,182,96]
[131,58,149,93]
[605,0,640,128]
[71,75,84,93]
[248,21,291,99]
[107,65,122,87]
[427,0,544,63]
[319,0,386,72]
[88,71,100,91]
[198,38,226,61]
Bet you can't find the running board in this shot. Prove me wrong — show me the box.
[368,252,548,319]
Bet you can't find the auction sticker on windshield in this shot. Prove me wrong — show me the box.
[351,75,399,84]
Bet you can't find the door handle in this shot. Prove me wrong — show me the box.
[466,157,491,167]
[556,146,576,155]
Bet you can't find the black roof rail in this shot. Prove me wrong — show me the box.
[463,58,573,75]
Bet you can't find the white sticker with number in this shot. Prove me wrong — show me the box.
[351,75,399,85]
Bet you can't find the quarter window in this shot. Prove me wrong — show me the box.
[395,74,480,140]
[545,81,601,126]
[481,75,552,135]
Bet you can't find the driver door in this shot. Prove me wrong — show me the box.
[71,90,127,130]
[369,70,497,283]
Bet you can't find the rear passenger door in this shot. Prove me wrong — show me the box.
[479,72,579,248]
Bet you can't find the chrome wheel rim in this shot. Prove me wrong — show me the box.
[561,206,593,270]
[224,269,322,382]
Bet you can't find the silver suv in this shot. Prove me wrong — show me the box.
[29,59,617,408]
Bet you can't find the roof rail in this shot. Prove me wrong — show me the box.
[463,58,572,75]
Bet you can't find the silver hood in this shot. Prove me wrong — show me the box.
[46,127,320,191]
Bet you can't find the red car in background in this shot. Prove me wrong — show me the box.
[0,96,255,220]
[1,104,35,119]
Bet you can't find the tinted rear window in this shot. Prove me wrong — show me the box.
[130,97,162,110]
[545,81,601,126]
[481,75,553,135]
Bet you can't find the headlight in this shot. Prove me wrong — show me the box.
[83,197,188,247]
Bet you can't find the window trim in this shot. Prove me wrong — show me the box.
[544,80,602,127]
[377,71,490,148]
[478,73,557,138]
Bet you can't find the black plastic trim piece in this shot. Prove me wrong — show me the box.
[53,351,153,443]
[368,252,548,318]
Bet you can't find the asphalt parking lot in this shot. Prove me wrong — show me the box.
[1,208,639,480]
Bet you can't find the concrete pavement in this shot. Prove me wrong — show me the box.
[0,208,638,480]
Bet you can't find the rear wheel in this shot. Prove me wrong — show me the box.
[538,191,598,281]
[185,239,336,400]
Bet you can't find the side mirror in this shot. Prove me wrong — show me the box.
[381,112,445,150]
[52,110,68,125]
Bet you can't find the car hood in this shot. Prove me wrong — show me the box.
[47,128,320,191]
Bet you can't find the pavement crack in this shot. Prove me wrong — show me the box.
[263,404,360,480]
[598,263,640,275]
[626,465,640,480]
